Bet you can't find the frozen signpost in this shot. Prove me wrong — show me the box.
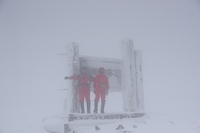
[43,38,145,133]
[66,39,144,114]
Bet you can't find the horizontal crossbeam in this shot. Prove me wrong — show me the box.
[68,112,145,122]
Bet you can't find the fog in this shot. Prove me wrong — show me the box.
[0,0,200,132]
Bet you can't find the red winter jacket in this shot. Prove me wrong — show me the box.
[70,74,94,87]
[94,74,109,91]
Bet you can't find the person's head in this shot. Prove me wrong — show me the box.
[80,67,87,74]
[99,67,105,74]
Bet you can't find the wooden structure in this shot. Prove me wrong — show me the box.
[66,39,144,113]
[43,39,145,133]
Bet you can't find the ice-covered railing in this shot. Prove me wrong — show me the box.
[68,113,145,122]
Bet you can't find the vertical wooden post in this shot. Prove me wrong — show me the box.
[121,39,137,112]
[135,50,144,111]
[64,124,71,133]
[66,43,80,113]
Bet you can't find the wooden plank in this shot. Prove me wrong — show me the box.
[68,113,145,122]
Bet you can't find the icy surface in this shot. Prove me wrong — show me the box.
[41,112,200,133]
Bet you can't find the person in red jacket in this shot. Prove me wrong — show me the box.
[65,67,94,113]
[93,67,109,114]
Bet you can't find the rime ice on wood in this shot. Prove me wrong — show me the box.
[121,39,137,112]
[66,43,80,113]
[135,50,144,111]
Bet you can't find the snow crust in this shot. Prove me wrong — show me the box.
[70,113,200,133]
[39,112,200,133]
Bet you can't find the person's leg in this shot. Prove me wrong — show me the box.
[93,91,100,113]
[79,89,85,113]
[85,88,91,113]
[94,91,100,102]
[100,91,106,113]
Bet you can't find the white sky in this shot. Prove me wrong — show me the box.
[0,0,200,131]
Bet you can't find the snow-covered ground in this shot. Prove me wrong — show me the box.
[1,92,199,133]
[40,112,200,133]
[1,112,199,133]
[76,113,199,133]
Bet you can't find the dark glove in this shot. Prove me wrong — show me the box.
[64,76,70,80]
[106,89,108,95]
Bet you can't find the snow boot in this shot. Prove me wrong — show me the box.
[80,103,85,113]
[101,102,105,114]
[93,102,98,114]
[87,101,91,113]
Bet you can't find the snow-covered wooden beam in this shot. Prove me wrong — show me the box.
[66,43,80,113]
[121,39,137,112]
[68,113,145,122]
[135,50,144,111]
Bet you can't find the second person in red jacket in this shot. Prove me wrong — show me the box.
[93,67,109,114]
